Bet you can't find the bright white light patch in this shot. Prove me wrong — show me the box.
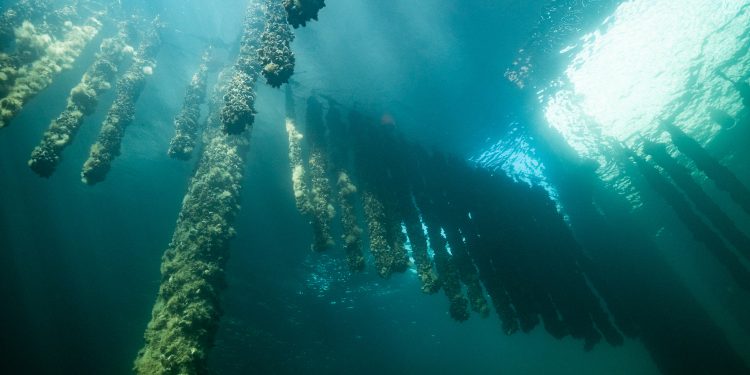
[470,125,562,212]
[539,0,750,207]
[559,0,747,143]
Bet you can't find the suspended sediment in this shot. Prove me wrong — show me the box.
[0,17,101,129]
[81,19,162,185]
[168,48,211,160]
[29,23,132,177]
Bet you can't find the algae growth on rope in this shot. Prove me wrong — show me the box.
[1,1,750,374]
[168,48,211,160]
[0,17,101,129]
[134,2,265,372]
[81,18,162,185]
[29,22,132,177]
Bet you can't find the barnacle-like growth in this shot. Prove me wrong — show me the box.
[384,207,410,273]
[81,19,162,185]
[259,0,295,87]
[220,2,264,134]
[460,264,489,317]
[424,220,469,322]
[303,97,336,251]
[283,0,325,28]
[134,3,266,372]
[220,69,256,134]
[168,48,211,160]
[307,147,335,251]
[29,24,131,177]
[134,90,250,375]
[446,230,489,317]
[0,18,101,129]
[287,93,336,252]
[402,204,439,293]
[363,191,394,278]
[337,171,365,271]
[285,118,310,213]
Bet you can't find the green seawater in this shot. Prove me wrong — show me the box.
[1,0,749,374]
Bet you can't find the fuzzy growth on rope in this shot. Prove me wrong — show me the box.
[168,48,211,160]
[29,24,131,177]
[81,19,161,185]
[0,18,101,129]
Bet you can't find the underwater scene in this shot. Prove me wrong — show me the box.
[1,0,750,374]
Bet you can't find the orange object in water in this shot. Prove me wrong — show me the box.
[381,112,396,127]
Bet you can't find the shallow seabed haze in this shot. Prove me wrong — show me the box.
[1,0,749,374]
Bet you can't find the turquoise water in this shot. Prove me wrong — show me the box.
[1,0,749,374]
